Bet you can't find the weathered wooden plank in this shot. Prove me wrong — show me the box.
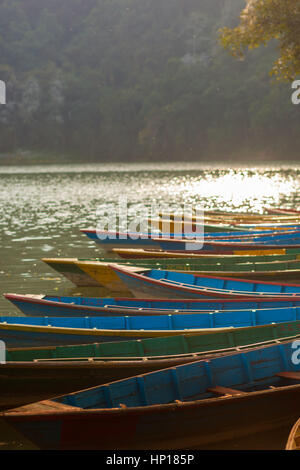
[276,371,300,380]
[207,386,247,396]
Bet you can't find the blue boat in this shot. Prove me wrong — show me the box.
[5,293,300,317]
[111,265,300,299]
[203,230,300,244]
[201,229,300,239]
[81,228,300,253]
[2,306,300,347]
[156,236,300,253]
[4,340,300,449]
[81,230,161,251]
[215,231,300,243]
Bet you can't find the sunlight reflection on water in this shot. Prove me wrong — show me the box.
[0,162,299,314]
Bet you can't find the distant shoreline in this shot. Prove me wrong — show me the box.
[0,151,297,167]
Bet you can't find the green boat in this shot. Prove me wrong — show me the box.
[43,251,300,288]
[2,319,300,410]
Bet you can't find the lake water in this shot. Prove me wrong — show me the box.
[0,161,299,450]
[1,161,300,315]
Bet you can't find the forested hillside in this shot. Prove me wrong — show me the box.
[0,0,298,162]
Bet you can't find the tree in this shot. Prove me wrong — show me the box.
[220,0,300,80]
[1,0,300,161]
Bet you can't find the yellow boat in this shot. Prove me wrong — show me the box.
[75,261,143,294]
[44,249,300,289]
[43,258,103,287]
[76,260,300,290]
[150,218,299,234]
[157,211,300,224]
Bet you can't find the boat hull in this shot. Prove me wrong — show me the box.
[7,293,300,317]
[111,266,300,300]
[113,248,300,259]
[0,356,199,410]
[0,321,235,348]
[156,239,300,254]
[81,230,160,252]
[6,320,300,363]
[43,258,101,287]
[4,385,300,449]
[75,262,141,293]
[4,321,300,411]
[75,260,300,286]
[78,262,300,285]
[43,254,300,287]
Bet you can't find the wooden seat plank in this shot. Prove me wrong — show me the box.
[276,372,300,380]
[207,386,247,396]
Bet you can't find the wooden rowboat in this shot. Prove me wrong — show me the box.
[3,304,300,347]
[80,256,300,287]
[42,251,300,287]
[151,218,300,234]
[151,219,249,233]
[6,292,300,317]
[159,211,300,223]
[2,323,300,411]
[0,356,200,411]
[199,222,300,232]
[80,229,229,251]
[155,237,300,254]
[286,418,300,449]
[110,266,300,300]
[82,228,300,254]
[113,247,300,259]
[149,225,290,239]
[3,340,300,449]
[7,319,300,362]
[82,224,300,252]
[6,293,300,317]
[75,260,300,291]
[82,227,300,254]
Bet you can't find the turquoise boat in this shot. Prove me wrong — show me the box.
[2,319,300,411]
[81,228,300,254]
[5,293,300,317]
[3,340,300,449]
[156,236,300,253]
[111,265,300,299]
[2,306,300,347]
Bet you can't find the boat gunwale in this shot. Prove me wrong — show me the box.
[111,248,300,258]
[3,381,300,420]
[0,320,238,336]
